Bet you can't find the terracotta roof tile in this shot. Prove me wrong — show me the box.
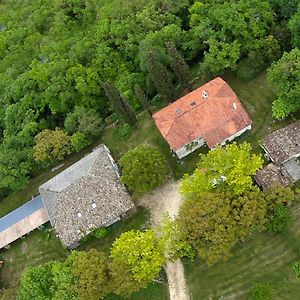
[153,77,252,150]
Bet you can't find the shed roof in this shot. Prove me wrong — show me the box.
[0,196,49,249]
[39,145,134,248]
[262,121,300,165]
[153,77,252,150]
[254,163,292,191]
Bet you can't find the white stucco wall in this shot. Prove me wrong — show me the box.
[174,124,252,159]
[220,124,252,146]
[175,136,205,159]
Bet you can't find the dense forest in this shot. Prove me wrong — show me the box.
[0,0,299,197]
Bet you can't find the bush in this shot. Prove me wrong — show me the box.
[80,227,108,244]
[268,204,291,233]
[151,94,164,107]
[114,123,133,141]
[65,106,103,137]
[293,261,300,278]
[93,227,108,239]
[33,128,72,162]
[250,282,274,300]
[70,132,90,152]
[119,144,169,194]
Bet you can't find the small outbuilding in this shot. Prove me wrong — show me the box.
[255,122,300,190]
[153,77,252,159]
[261,121,300,166]
[39,145,135,249]
[254,163,292,191]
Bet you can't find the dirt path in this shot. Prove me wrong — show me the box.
[139,181,190,300]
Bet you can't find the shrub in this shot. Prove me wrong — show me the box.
[93,227,108,239]
[119,144,169,194]
[70,131,90,152]
[65,106,103,137]
[268,204,291,233]
[114,123,133,141]
[293,261,300,278]
[151,94,164,107]
[250,282,274,300]
[33,128,72,162]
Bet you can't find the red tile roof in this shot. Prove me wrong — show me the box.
[153,77,252,150]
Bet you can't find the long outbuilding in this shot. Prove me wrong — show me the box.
[0,196,49,249]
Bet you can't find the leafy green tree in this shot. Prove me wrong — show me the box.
[52,255,78,300]
[64,106,103,137]
[101,82,137,126]
[109,230,165,296]
[72,249,109,300]
[178,190,268,263]
[119,144,169,194]
[181,142,263,196]
[288,5,300,48]
[33,128,72,162]
[160,215,194,260]
[166,42,191,89]
[134,84,152,115]
[189,0,275,73]
[70,132,90,152]
[268,48,300,119]
[18,262,54,300]
[250,282,274,300]
[268,204,291,232]
[145,51,173,101]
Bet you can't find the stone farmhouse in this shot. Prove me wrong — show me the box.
[153,77,252,159]
[255,122,300,190]
[0,145,134,250]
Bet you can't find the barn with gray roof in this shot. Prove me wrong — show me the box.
[39,145,135,249]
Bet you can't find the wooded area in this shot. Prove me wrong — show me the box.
[0,0,299,198]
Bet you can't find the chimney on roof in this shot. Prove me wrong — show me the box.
[232,102,237,110]
[202,90,208,100]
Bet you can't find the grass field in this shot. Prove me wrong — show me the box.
[184,202,300,299]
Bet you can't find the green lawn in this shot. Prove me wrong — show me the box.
[184,202,300,299]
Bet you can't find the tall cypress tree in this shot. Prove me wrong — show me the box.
[145,51,173,102]
[166,42,191,90]
[134,84,152,115]
[101,82,137,126]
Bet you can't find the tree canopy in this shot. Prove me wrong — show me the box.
[181,142,263,197]
[0,0,296,194]
[119,144,169,194]
[178,186,296,263]
[109,229,165,296]
[268,48,300,119]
